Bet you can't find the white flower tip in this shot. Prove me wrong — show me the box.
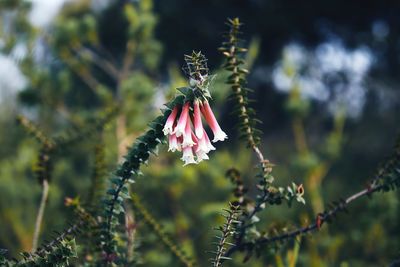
[168,134,182,152]
[163,125,173,136]
[168,145,180,152]
[196,152,209,163]
[212,131,228,143]
[199,137,215,152]
[182,156,197,166]
[163,129,170,136]
[207,144,216,151]
[182,136,196,147]
[181,146,197,166]
[196,145,205,153]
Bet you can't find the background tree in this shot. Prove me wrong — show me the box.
[0,0,399,266]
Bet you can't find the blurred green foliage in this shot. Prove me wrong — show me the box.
[0,0,399,267]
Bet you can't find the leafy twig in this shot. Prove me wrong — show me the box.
[131,194,194,267]
[220,18,267,170]
[99,96,185,264]
[87,141,106,210]
[212,203,240,267]
[16,116,54,149]
[71,45,119,80]
[220,17,280,230]
[255,173,399,246]
[225,168,250,207]
[223,142,400,257]
[36,221,85,257]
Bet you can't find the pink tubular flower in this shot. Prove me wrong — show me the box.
[192,135,209,163]
[191,131,199,144]
[203,129,216,152]
[195,150,209,163]
[201,101,228,143]
[174,102,190,137]
[165,95,225,166]
[181,146,196,166]
[168,134,181,152]
[195,129,211,153]
[163,104,180,135]
[182,118,196,147]
[193,100,204,139]
[195,134,208,153]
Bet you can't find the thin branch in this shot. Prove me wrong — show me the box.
[222,17,274,226]
[16,116,54,148]
[71,45,119,79]
[100,110,170,261]
[113,39,137,262]
[124,206,136,261]
[120,40,136,82]
[31,179,49,253]
[224,21,267,170]
[256,175,398,244]
[213,204,239,267]
[116,40,136,103]
[131,194,194,267]
[41,32,103,94]
[223,151,400,258]
[246,191,269,223]
[57,49,103,93]
[35,220,85,257]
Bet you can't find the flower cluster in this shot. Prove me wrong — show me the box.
[163,99,227,166]
[163,51,228,166]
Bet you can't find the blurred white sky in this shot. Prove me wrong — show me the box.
[0,54,27,103]
[272,41,374,118]
[0,1,386,118]
[0,0,67,104]
[29,0,68,28]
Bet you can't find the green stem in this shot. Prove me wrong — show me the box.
[132,194,194,267]
[223,149,399,258]
[31,179,49,253]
